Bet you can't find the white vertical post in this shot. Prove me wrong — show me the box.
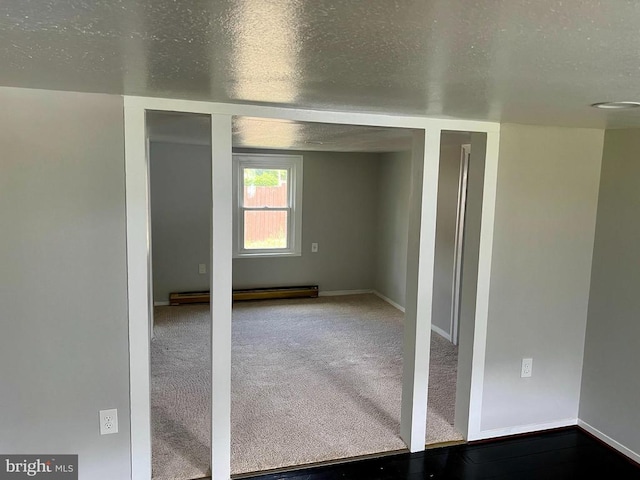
[466,129,500,440]
[400,128,442,452]
[210,114,233,479]
[124,104,152,480]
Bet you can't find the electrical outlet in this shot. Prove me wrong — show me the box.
[521,358,533,378]
[198,263,206,274]
[99,409,118,435]
[311,243,319,253]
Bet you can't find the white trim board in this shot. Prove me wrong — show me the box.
[124,104,152,480]
[578,420,640,465]
[318,289,373,297]
[471,418,578,442]
[372,290,406,313]
[209,115,234,480]
[430,324,452,342]
[373,291,452,342]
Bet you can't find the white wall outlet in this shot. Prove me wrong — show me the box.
[198,263,206,274]
[521,358,533,378]
[311,243,319,253]
[99,408,119,435]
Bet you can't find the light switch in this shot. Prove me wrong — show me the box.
[311,243,319,253]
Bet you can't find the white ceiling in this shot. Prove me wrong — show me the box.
[3,1,640,128]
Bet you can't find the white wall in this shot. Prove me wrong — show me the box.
[579,128,640,458]
[480,124,603,433]
[150,142,211,303]
[0,88,131,479]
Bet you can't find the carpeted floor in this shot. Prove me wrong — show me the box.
[150,294,462,480]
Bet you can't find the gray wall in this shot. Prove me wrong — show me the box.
[0,88,130,479]
[579,128,640,455]
[0,90,617,480]
[233,149,379,291]
[375,151,411,306]
[150,142,211,303]
[149,145,381,300]
[375,134,469,343]
[151,139,467,318]
[481,124,603,432]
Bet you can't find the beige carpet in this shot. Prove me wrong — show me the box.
[151,294,462,480]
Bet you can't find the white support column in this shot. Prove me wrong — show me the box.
[124,104,152,480]
[466,129,500,440]
[210,115,233,479]
[400,128,442,452]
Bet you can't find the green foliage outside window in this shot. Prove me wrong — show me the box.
[244,168,287,187]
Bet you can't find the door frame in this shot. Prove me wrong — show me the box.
[450,143,472,346]
[124,96,501,479]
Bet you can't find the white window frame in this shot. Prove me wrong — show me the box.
[232,153,303,258]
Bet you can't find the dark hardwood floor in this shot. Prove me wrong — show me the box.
[240,428,640,480]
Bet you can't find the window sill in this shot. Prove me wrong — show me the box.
[233,251,302,259]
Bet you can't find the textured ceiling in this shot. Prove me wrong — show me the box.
[3,1,640,127]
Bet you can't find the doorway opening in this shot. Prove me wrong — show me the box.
[230,117,416,474]
[427,131,487,448]
[124,99,498,480]
[147,110,213,480]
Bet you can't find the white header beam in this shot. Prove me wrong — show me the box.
[124,96,499,133]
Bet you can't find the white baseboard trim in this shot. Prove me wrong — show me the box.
[153,301,170,306]
[578,419,640,464]
[372,291,454,342]
[318,289,373,297]
[431,324,452,342]
[372,290,405,312]
[471,418,578,441]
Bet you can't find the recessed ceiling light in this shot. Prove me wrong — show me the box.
[590,101,640,110]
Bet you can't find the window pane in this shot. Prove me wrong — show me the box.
[243,168,288,207]
[244,210,288,249]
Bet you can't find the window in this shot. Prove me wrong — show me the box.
[233,154,303,257]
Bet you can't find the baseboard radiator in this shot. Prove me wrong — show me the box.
[169,291,210,306]
[169,285,319,305]
[233,285,319,302]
